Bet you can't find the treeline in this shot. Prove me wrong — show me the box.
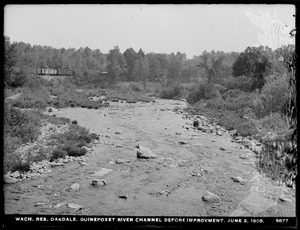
[4,36,294,93]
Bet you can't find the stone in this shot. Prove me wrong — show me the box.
[279,195,293,202]
[230,129,238,136]
[239,153,251,159]
[193,120,199,127]
[253,146,262,155]
[50,162,65,167]
[70,183,80,191]
[220,147,226,151]
[136,145,158,159]
[115,131,122,134]
[175,132,182,135]
[10,171,20,178]
[116,159,126,164]
[91,179,106,186]
[92,168,113,177]
[119,195,127,199]
[232,176,246,185]
[202,191,220,203]
[54,202,65,208]
[79,162,88,166]
[178,141,189,145]
[67,203,83,210]
[4,175,18,184]
[216,130,223,136]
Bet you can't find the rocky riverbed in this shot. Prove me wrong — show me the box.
[4,98,295,216]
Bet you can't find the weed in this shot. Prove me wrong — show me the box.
[50,149,67,161]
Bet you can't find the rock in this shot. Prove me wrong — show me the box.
[232,176,246,185]
[178,141,189,145]
[92,168,113,177]
[230,129,238,136]
[216,130,223,136]
[70,183,80,191]
[67,203,83,210]
[119,195,127,199]
[116,159,126,164]
[253,146,262,155]
[239,153,251,159]
[193,120,199,127]
[202,191,220,203]
[54,202,65,208]
[115,131,122,134]
[115,144,123,148]
[79,162,88,166]
[220,147,226,151]
[10,171,20,178]
[35,202,45,206]
[50,162,65,167]
[136,145,158,159]
[279,195,293,202]
[175,132,182,135]
[91,179,106,186]
[37,185,44,189]
[4,175,18,184]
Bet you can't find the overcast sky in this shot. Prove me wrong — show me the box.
[4,4,295,59]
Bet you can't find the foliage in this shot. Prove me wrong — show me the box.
[159,84,183,99]
[50,149,67,161]
[62,145,87,157]
[232,46,271,91]
[4,104,42,143]
[186,81,219,104]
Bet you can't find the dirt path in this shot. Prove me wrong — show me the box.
[4,99,295,216]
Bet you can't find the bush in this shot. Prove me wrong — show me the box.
[50,149,67,161]
[187,82,218,104]
[3,151,30,174]
[260,75,289,115]
[4,105,42,143]
[159,84,183,99]
[261,112,289,133]
[223,75,254,92]
[62,145,87,157]
[4,135,22,156]
[218,111,258,136]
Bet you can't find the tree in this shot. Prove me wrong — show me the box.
[4,37,28,87]
[133,50,149,90]
[232,46,271,91]
[197,51,225,83]
[123,48,138,81]
[107,46,127,84]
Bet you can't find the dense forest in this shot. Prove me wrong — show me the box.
[5,35,294,91]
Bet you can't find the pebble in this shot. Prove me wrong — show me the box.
[279,194,293,202]
[220,147,226,151]
[116,159,126,164]
[119,195,127,199]
[115,131,122,134]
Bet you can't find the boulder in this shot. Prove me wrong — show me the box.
[10,171,20,178]
[4,175,18,184]
[202,191,220,203]
[136,145,158,159]
[216,130,223,136]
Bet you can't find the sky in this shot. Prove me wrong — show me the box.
[4,4,295,59]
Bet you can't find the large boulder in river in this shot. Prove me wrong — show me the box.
[136,145,158,159]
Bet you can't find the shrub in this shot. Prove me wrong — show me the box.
[3,151,28,174]
[62,145,87,157]
[4,105,42,143]
[50,149,67,161]
[261,112,289,133]
[260,74,289,115]
[223,75,253,92]
[4,135,22,156]
[159,84,183,99]
[187,82,218,104]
